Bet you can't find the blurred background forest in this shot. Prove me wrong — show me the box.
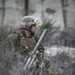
[0,0,75,75]
[0,0,75,28]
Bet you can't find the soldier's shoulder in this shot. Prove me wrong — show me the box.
[7,33,19,41]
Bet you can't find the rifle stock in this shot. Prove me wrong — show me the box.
[23,29,47,70]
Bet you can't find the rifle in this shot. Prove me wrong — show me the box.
[23,29,47,70]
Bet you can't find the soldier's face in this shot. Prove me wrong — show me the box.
[31,26,36,33]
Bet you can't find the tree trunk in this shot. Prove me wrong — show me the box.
[2,0,5,26]
[24,0,29,15]
[61,0,68,27]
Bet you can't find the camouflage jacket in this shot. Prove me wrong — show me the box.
[5,30,44,56]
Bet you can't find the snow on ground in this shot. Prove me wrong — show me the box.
[45,45,75,58]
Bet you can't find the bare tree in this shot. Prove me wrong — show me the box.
[41,0,45,22]
[2,0,5,26]
[61,0,68,27]
[24,0,29,15]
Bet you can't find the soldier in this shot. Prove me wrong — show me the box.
[5,16,44,60]
[4,16,45,75]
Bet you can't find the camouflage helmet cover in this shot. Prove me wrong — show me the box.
[20,16,42,30]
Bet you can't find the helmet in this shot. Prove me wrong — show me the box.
[19,16,42,30]
[34,18,42,26]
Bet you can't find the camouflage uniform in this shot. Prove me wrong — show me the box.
[4,16,44,75]
[5,30,37,56]
[5,16,43,57]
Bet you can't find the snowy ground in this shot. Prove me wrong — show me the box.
[45,45,75,58]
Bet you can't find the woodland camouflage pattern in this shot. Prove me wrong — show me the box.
[5,30,37,56]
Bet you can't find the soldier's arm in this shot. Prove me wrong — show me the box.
[5,33,18,52]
